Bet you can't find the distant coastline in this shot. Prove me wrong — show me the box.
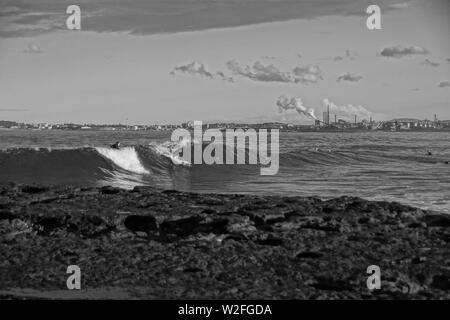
[1,118,450,133]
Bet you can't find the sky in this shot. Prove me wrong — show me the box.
[0,0,449,124]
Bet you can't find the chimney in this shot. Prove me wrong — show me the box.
[327,104,330,125]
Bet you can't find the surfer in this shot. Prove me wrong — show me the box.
[110,141,121,149]
[427,150,432,156]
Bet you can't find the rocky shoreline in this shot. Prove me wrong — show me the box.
[0,184,449,299]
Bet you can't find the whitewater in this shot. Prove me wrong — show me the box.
[0,129,449,213]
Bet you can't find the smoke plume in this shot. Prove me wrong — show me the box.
[323,98,372,121]
[276,95,317,120]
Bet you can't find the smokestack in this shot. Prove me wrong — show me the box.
[327,104,330,125]
[335,114,337,124]
[354,115,357,124]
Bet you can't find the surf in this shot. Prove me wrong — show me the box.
[95,147,149,174]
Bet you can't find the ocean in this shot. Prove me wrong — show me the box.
[0,129,449,213]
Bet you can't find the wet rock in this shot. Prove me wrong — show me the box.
[162,189,181,195]
[311,277,353,291]
[132,186,155,193]
[411,256,427,264]
[296,251,323,259]
[21,185,49,194]
[36,216,65,234]
[160,216,202,237]
[430,275,450,290]
[256,235,284,246]
[407,222,426,228]
[0,210,16,220]
[100,186,121,195]
[124,215,157,234]
[420,214,450,228]
[0,184,448,300]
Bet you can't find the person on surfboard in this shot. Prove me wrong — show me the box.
[110,141,121,149]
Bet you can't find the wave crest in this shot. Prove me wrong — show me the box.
[95,147,149,174]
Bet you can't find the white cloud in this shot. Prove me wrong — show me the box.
[227,60,323,84]
[170,61,233,82]
[336,72,363,83]
[379,45,429,58]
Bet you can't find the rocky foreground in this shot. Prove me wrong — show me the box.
[0,184,449,299]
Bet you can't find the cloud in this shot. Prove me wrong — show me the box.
[227,60,294,83]
[438,81,450,88]
[336,72,363,83]
[226,60,323,84]
[333,49,356,62]
[446,58,450,63]
[170,61,233,82]
[292,65,323,84]
[216,71,234,83]
[323,98,373,121]
[170,61,213,78]
[422,59,440,67]
[22,43,43,54]
[379,45,429,58]
[0,0,413,38]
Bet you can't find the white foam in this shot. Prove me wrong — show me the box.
[96,147,149,174]
[152,141,191,166]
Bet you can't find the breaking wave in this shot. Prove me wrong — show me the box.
[0,140,448,192]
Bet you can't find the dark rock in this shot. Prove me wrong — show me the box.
[201,208,217,214]
[257,235,284,246]
[358,217,371,224]
[311,277,353,291]
[420,214,450,228]
[162,190,181,195]
[411,256,427,264]
[21,185,49,194]
[322,207,334,214]
[183,267,203,273]
[296,251,323,259]
[160,216,202,236]
[132,186,155,193]
[100,186,121,195]
[36,216,65,233]
[197,218,229,235]
[301,223,341,232]
[223,234,248,242]
[124,215,158,233]
[407,222,426,228]
[0,183,447,300]
[0,210,16,220]
[430,275,450,290]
